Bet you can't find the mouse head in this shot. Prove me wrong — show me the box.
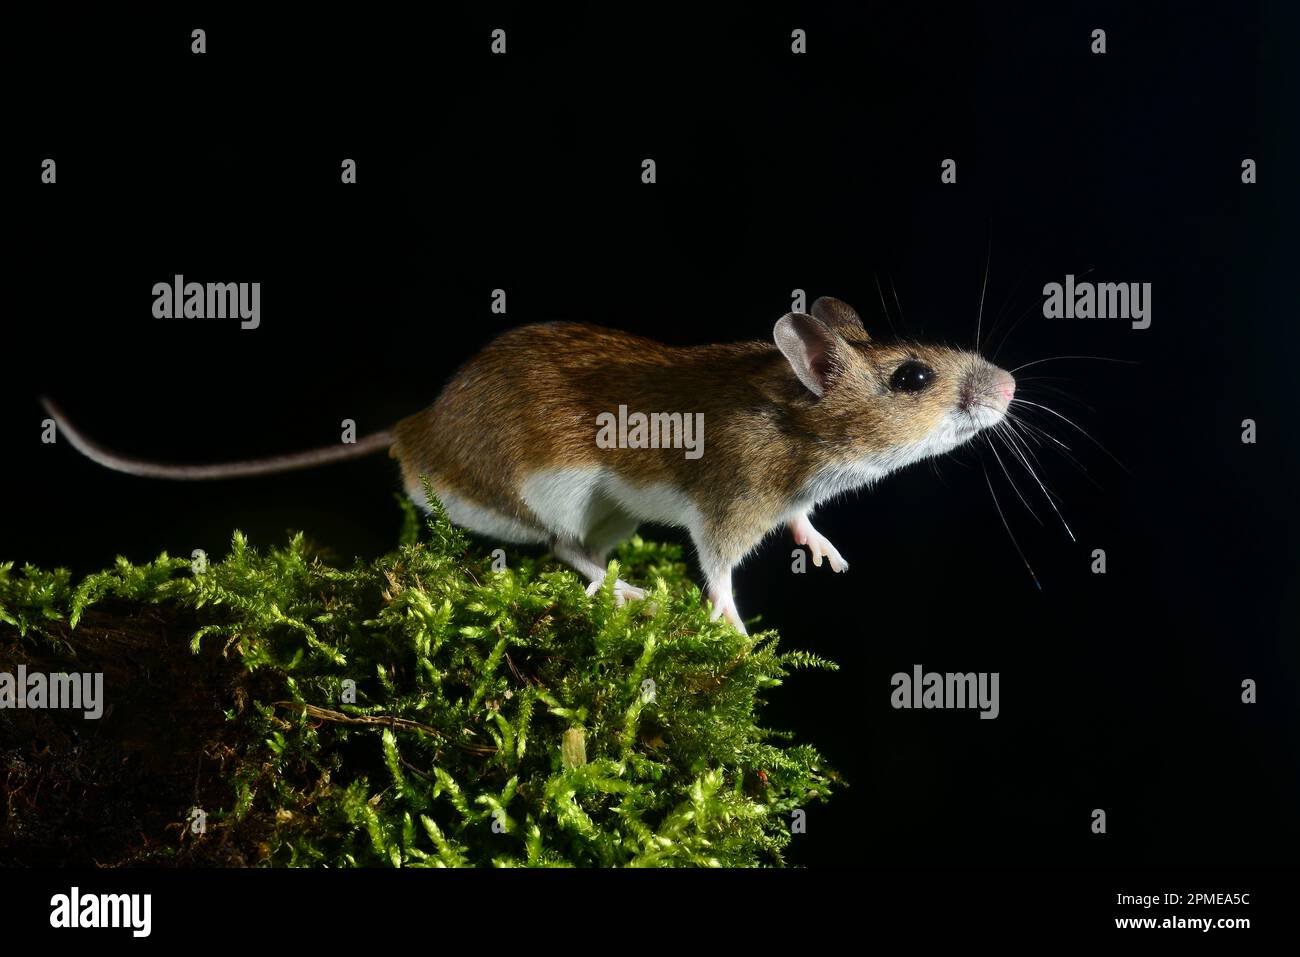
[774,296,1016,466]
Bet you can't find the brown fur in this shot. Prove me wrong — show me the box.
[42,297,1011,632]
[391,300,1009,574]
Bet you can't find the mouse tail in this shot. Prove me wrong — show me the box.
[40,397,395,480]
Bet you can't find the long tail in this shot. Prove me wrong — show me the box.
[41,397,395,480]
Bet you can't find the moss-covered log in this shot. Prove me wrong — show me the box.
[0,497,839,867]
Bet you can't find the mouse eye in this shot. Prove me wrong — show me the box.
[889,360,934,393]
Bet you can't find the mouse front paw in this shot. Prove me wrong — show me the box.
[790,517,849,573]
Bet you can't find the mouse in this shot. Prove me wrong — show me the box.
[41,296,1015,634]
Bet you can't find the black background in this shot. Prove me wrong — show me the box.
[6,1,1297,872]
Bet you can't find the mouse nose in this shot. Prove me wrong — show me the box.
[963,369,1016,412]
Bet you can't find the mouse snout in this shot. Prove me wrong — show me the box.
[992,372,1016,407]
[959,364,1016,426]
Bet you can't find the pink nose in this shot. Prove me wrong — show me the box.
[995,376,1016,403]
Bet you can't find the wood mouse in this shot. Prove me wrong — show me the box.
[42,296,1016,634]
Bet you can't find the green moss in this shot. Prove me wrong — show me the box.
[0,492,840,867]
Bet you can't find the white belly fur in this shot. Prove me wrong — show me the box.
[409,483,550,545]
[520,467,702,544]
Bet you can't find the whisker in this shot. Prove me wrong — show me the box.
[928,456,953,488]
[976,236,991,352]
[998,424,1077,541]
[983,461,1041,591]
[988,295,1043,363]
[1005,412,1104,490]
[1012,382,1098,413]
[995,421,1039,473]
[1012,398,1131,474]
[1010,355,1138,374]
[987,431,1041,524]
[1001,411,1047,450]
[1001,416,1053,476]
[1006,411,1073,455]
[981,277,1023,354]
[873,272,899,338]
[990,267,1100,361]
[889,277,906,333]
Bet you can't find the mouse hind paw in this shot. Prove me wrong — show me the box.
[585,577,647,606]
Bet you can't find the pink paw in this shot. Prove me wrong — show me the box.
[791,518,849,572]
[586,578,647,606]
[707,591,748,635]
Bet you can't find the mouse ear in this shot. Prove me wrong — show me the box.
[774,313,841,397]
[811,296,866,337]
